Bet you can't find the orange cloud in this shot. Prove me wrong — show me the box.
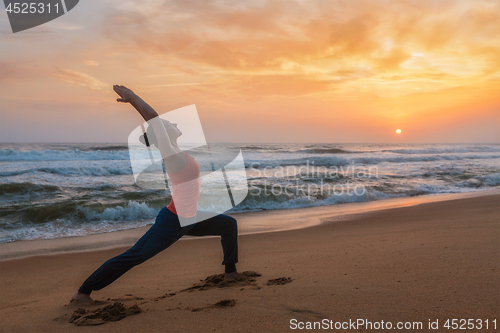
[98,0,499,101]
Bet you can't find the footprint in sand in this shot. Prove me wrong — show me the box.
[266,277,293,286]
[180,270,262,292]
[69,302,141,326]
[190,299,237,312]
[178,271,293,293]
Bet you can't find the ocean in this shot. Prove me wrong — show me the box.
[1,142,499,243]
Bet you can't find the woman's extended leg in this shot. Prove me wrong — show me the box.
[73,209,243,302]
[75,207,187,298]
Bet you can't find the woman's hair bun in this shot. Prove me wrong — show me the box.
[139,126,158,148]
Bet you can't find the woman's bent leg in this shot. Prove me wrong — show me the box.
[78,208,185,295]
[186,212,238,273]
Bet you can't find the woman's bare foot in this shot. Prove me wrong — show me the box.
[224,271,246,281]
[72,291,93,303]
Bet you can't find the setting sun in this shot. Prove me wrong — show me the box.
[396,129,402,134]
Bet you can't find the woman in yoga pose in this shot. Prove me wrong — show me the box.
[72,85,244,303]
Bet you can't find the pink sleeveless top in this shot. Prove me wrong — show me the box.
[166,152,201,218]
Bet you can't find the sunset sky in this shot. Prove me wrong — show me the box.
[1,0,499,143]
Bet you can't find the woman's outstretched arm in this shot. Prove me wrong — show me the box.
[112,85,184,171]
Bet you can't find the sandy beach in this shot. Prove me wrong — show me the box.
[1,193,499,332]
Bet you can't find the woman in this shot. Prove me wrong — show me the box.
[72,85,244,303]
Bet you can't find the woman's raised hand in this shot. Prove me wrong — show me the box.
[113,84,158,122]
[113,85,136,103]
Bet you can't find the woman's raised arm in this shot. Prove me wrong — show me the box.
[112,85,181,167]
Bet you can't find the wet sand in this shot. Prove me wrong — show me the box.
[0,194,499,332]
